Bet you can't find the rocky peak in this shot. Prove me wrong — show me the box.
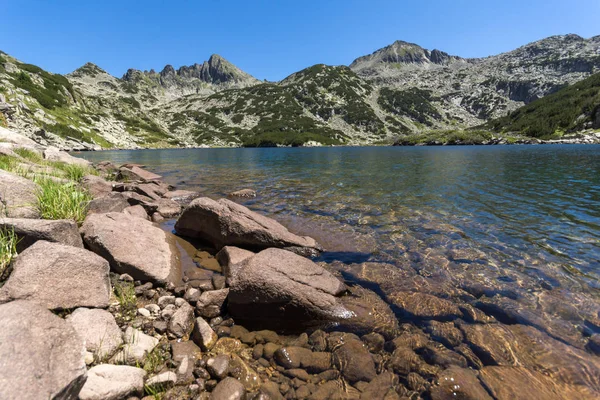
[160,64,176,78]
[69,62,107,78]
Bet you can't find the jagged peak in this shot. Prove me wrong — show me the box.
[69,62,107,77]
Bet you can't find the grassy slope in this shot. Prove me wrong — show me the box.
[487,72,600,138]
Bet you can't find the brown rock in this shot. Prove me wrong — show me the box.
[81,175,113,199]
[87,192,130,215]
[117,166,162,182]
[196,289,229,319]
[175,197,321,256]
[332,338,376,383]
[0,217,83,252]
[388,291,462,320]
[123,205,149,220]
[274,347,331,373]
[430,366,492,400]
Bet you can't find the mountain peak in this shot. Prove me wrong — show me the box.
[70,62,107,77]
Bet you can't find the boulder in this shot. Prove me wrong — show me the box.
[175,197,321,256]
[123,204,149,220]
[0,241,111,310]
[78,364,146,400]
[81,212,181,285]
[164,189,201,205]
[43,146,91,167]
[0,300,87,400]
[155,198,182,218]
[207,354,230,379]
[87,192,130,215]
[227,248,350,326]
[111,327,159,365]
[216,246,255,276]
[81,175,113,199]
[117,166,162,182]
[0,169,40,218]
[0,217,83,252]
[66,308,123,359]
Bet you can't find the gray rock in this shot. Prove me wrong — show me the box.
[216,246,255,276]
[161,304,177,319]
[78,364,146,400]
[175,197,321,257]
[43,146,91,167]
[0,300,87,400]
[171,340,203,363]
[67,308,123,360]
[227,248,350,325]
[192,317,219,351]
[168,301,195,338]
[123,204,149,220]
[145,303,161,315]
[87,192,130,215]
[0,169,41,219]
[207,354,230,379]
[210,377,246,400]
[228,188,256,198]
[81,212,181,285]
[0,217,83,252]
[196,288,229,318]
[164,189,201,205]
[155,198,182,218]
[146,371,177,390]
[184,287,202,302]
[138,307,151,317]
[158,295,176,308]
[81,175,113,199]
[0,241,111,310]
[111,327,159,365]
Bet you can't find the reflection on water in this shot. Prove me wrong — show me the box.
[78,145,600,393]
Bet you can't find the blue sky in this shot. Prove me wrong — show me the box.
[1,0,599,81]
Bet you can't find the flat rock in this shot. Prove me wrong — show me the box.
[227,248,350,326]
[146,371,177,390]
[87,192,130,215]
[388,291,463,321]
[111,327,159,365]
[0,217,83,252]
[171,340,203,363]
[67,308,123,360]
[78,364,146,400]
[117,166,162,182]
[0,169,41,218]
[43,146,91,167]
[164,189,201,205]
[0,241,111,310]
[81,175,113,199]
[0,126,39,146]
[81,212,181,285]
[274,347,332,373]
[175,197,322,257]
[0,300,87,400]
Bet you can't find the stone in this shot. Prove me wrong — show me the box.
[0,300,87,400]
[171,340,203,363]
[388,291,463,320]
[123,204,149,220]
[426,321,464,348]
[196,288,229,318]
[81,175,114,199]
[0,126,39,146]
[168,301,195,338]
[0,169,40,218]
[87,192,130,215]
[210,377,246,400]
[67,308,123,359]
[0,217,83,252]
[155,198,182,218]
[216,246,255,276]
[192,317,219,351]
[146,371,177,390]
[332,338,376,383]
[359,372,399,400]
[227,248,350,325]
[212,275,227,290]
[43,146,91,167]
[228,354,260,391]
[164,189,201,205]
[185,287,202,302]
[78,364,146,400]
[430,366,493,400]
[158,295,177,308]
[228,188,257,198]
[161,304,177,319]
[111,327,159,365]
[0,241,111,310]
[117,165,162,182]
[361,332,385,353]
[207,354,230,379]
[274,347,331,373]
[175,197,322,256]
[81,212,181,285]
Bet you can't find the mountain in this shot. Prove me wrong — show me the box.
[0,34,599,149]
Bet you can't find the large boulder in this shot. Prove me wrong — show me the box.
[81,212,182,285]
[175,197,322,257]
[117,166,162,182]
[0,241,111,310]
[66,308,123,359]
[0,217,83,252]
[0,169,40,219]
[78,364,146,400]
[86,192,130,215]
[43,146,91,167]
[227,248,350,326]
[0,300,87,400]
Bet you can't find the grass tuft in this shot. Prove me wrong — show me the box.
[12,148,43,163]
[0,228,19,280]
[112,277,137,323]
[35,178,91,223]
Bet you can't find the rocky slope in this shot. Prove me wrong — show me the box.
[0,34,599,149]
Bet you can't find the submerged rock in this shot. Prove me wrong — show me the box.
[227,248,350,327]
[0,217,83,252]
[0,170,40,219]
[388,291,463,321]
[430,366,492,400]
[175,197,322,256]
[332,337,376,382]
[81,212,181,285]
[0,241,111,310]
[0,300,87,400]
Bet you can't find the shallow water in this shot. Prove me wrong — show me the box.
[78,145,600,392]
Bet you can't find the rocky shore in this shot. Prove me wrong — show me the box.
[0,126,599,400]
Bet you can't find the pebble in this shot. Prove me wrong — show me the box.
[137,308,151,317]
[158,295,176,309]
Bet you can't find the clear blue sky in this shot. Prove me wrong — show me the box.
[1,0,598,81]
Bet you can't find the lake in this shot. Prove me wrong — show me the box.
[78,144,600,392]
